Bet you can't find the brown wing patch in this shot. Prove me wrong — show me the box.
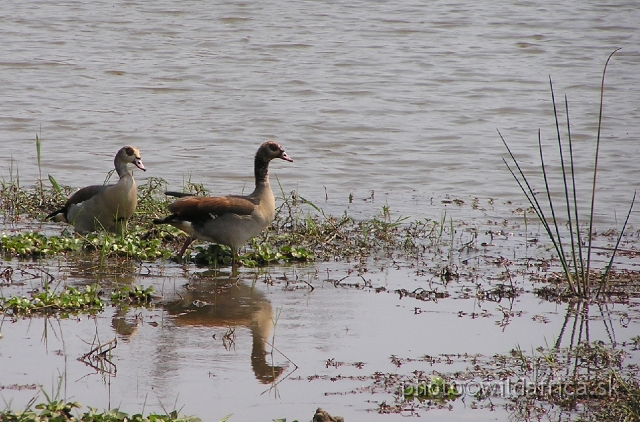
[168,195,256,218]
[65,185,108,207]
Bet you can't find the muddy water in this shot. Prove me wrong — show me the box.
[1,1,640,421]
[1,252,638,421]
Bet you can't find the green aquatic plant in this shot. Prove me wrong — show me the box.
[240,243,281,267]
[192,242,313,268]
[0,404,205,422]
[34,400,82,420]
[402,375,460,402]
[1,284,103,317]
[500,49,634,298]
[0,231,83,256]
[111,285,155,304]
[0,227,176,261]
[193,244,234,267]
[242,242,313,267]
[84,229,173,261]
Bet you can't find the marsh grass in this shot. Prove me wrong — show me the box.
[501,49,635,299]
[506,341,640,421]
[1,135,69,225]
[0,175,71,225]
[268,190,434,262]
[191,187,452,268]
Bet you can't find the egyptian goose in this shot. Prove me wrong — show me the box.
[153,141,293,261]
[46,146,146,234]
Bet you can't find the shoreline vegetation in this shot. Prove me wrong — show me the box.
[2,172,636,301]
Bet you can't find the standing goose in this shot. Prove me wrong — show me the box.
[153,141,293,261]
[46,146,146,234]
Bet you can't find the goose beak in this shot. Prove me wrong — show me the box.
[280,151,293,162]
[134,158,147,171]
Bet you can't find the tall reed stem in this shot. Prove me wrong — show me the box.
[585,48,621,293]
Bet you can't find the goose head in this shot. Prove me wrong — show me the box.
[258,141,293,163]
[254,141,292,185]
[115,146,146,175]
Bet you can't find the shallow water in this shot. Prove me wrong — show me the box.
[1,1,640,420]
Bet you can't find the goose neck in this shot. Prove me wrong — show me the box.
[114,159,130,178]
[254,156,270,186]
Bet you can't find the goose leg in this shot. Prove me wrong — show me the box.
[231,248,239,269]
[177,237,194,257]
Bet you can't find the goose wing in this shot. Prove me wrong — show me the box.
[167,195,257,220]
[65,185,110,207]
[46,185,110,220]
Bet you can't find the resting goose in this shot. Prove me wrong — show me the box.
[153,141,293,261]
[46,146,146,234]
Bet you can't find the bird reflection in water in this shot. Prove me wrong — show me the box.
[162,272,285,384]
[111,306,143,340]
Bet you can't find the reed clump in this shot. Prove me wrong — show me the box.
[501,49,634,299]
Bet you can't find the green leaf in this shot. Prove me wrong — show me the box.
[48,174,61,193]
